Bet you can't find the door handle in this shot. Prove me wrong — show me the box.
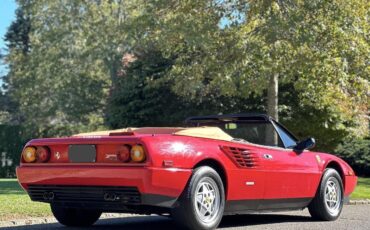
[263,154,273,159]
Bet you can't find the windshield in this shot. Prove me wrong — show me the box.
[185,114,299,148]
[216,122,285,148]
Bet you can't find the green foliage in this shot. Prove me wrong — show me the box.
[4,7,31,54]
[4,0,126,136]
[0,0,368,174]
[128,0,369,138]
[106,49,265,127]
[0,125,28,177]
[278,83,354,152]
[0,92,11,124]
[335,138,370,177]
[106,50,189,127]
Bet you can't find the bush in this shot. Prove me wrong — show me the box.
[0,125,28,178]
[335,138,370,177]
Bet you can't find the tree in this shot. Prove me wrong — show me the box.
[335,138,370,176]
[107,48,266,128]
[128,0,369,142]
[4,7,31,54]
[1,4,31,126]
[0,87,16,125]
[4,0,132,136]
[3,0,368,152]
[244,0,369,140]
[0,6,32,176]
[106,50,185,127]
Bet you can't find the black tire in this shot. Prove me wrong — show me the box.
[51,204,102,227]
[172,166,225,230]
[308,168,344,221]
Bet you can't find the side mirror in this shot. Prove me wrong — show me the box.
[294,137,316,152]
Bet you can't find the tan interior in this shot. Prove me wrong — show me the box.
[174,127,233,141]
[73,127,184,137]
[73,126,233,141]
[73,128,136,137]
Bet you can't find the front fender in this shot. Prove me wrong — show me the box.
[317,153,357,196]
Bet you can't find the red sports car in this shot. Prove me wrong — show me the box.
[17,114,357,230]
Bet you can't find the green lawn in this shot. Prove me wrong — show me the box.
[0,177,369,221]
[0,179,51,221]
[350,177,370,200]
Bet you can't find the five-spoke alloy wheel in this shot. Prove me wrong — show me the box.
[308,168,344,221]
[324,177,342,216]
[172,166,225,230]
[194,178,221,224]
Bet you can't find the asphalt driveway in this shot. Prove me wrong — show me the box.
[1,205,369,230]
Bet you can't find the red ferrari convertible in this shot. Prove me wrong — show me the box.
[17,114,357,230]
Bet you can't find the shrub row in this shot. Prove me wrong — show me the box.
[0,125,27,178]
[335,138,370,177]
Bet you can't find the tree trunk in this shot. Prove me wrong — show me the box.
[267,73,279,121]
[266,73,279,146]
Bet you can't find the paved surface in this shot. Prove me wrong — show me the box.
[1,205,369,230]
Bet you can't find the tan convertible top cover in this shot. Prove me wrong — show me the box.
[73,126,233,141]
[174,127,233,141]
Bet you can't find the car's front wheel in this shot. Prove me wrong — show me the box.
[51,204,102,227]
[308,168,344,221]
[172,166,225,230]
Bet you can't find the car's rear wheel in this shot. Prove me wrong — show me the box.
[308,168,344,221]
[172,166,225,230]
[51,204,102,227]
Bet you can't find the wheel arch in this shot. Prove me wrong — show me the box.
[325,160,346,189]
[193,158,228,199]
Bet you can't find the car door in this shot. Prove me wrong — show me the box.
[260,121,322,208]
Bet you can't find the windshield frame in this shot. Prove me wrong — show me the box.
[185,114,299,149]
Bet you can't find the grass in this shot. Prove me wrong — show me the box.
[350,177,370,200]
[0,179,51,221]
[0,177,369,221]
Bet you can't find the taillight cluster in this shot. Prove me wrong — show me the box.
[21,144,147,164]
[120,144,146,163]
[22,146,50,163]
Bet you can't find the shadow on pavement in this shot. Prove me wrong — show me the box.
[219,213,312,228]
[0,213,313,230]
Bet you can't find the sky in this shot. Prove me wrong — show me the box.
[0,0,17,85]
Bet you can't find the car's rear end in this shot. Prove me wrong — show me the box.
[16,134,192,215]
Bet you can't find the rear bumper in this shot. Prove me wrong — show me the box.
[16,166,192,208]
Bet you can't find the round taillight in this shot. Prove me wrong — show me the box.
[131,145,146,163]
[118,145,130,162]
[36,146,50,163]
[22,147,37,163]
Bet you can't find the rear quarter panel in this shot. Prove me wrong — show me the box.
[142,135,266,200]
[141,135,229,168]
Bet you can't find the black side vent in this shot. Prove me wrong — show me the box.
[220,146,259,168]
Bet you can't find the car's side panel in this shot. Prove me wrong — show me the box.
[143,136,266,202]
[226,169,265,200]
[258,148,321,199]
